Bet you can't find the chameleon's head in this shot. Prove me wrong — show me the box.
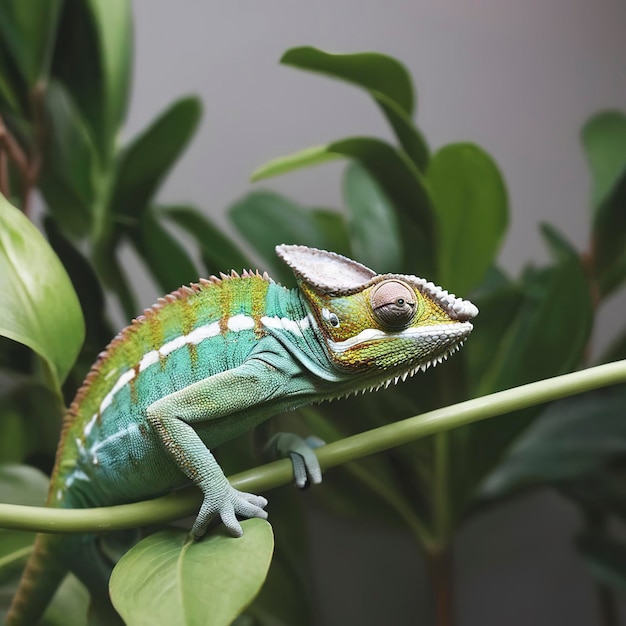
[277,245,478,385]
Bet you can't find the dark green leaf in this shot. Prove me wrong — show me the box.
[281,47,414,114]
[252,138,434,275]
[577,531,626,592]
[581,110,626,214]
[0,195,85,393]
[130,209,199,294]
[159,205,251,276]
[426,143,508,295]
[110,522,274,626]
[40,81,99,238]
[229,191,350,283]
[109,96,202,226]
[481,385,626,497]
[599,327,626,364]
[0,0,62,84]
[281,47,428,169]
[343,162,402,271]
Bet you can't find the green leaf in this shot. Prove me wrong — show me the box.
[39,81,98,238]
[577,532,626,592]
[0,195,85,392]
[108,96,202,228]
[252,138,434,275]
[282,47,414,114]
[0,0,62,84]
[51,0,132,163]
[281,47,428,169]
[159,205,251,276]
[343,162,402,271]
[481,385,626,497]
[229,191,350,283]
[129,209,199,294]
[582,110,626,214]
[426,143,508,295]
[110,521,274,626]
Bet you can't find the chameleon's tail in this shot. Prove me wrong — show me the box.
[5,532,68,625]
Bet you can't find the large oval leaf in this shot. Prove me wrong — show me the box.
[0,195,84,393]
[110,521,274,626]
[427,143,508,295]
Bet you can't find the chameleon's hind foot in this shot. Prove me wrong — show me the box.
[265,432,325,489]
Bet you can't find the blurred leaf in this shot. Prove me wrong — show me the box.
[0,195,85,393]
[51,0,132,163]
[229,191,350,283]
[0,38,22,115]
[0,0,62,85]
[343,162,402,271]
[40,574,89,626]
[130,209,199,294]
[426,143,508,295]
[480,385,626,498]
[108,96,202,228]
[40,81,98,238]
[599,328,626,364]
[281,47,428,170]
[110,521,274,626]
[281,46,414,114]
[159,205,251,276]
[582,111,626,214]
[577,532,626,593]
[252,138,434,275]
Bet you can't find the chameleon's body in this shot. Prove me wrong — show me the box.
[6,245,477,624]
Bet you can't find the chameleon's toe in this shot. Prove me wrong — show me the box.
[266,432,324,489]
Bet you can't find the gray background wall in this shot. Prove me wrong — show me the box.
[127,2,626,624]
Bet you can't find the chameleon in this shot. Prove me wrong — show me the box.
[6,244,478,624]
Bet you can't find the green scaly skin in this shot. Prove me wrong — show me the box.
[6,245,478,624]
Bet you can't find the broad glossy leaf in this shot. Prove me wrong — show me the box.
[0,195,85,392]
[577,532,626,592]
[481,385,626,497]
[110,521,274,626]
[426,143,508,295]
[0,0,62,84]
[159,205,251,276]
[252,138,434,275]
[130,210,199,294]
[582,110,626,214]
[229,191,350,284]
[343,162,402,271]
[109,97,202,224]
[281,47,428,169]
[39,81,98,238]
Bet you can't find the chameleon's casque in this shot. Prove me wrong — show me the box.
[6,245,477,625]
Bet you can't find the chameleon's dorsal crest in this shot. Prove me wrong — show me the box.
[276,244,376,294]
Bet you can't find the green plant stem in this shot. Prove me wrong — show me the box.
[0,360,624,534]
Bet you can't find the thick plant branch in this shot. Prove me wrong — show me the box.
[0,360,625,534]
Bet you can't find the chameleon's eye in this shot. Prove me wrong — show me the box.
[370,280,416,329]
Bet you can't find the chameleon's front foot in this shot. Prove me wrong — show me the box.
[192,486,268,539]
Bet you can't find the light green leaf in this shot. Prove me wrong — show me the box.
[581,110,626,214]
[110,521,274,626]
[280,47,428,169]
[343,162,402,271]
[427,143,508,295]
[0,195,85,393]
[0,0,62,84]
